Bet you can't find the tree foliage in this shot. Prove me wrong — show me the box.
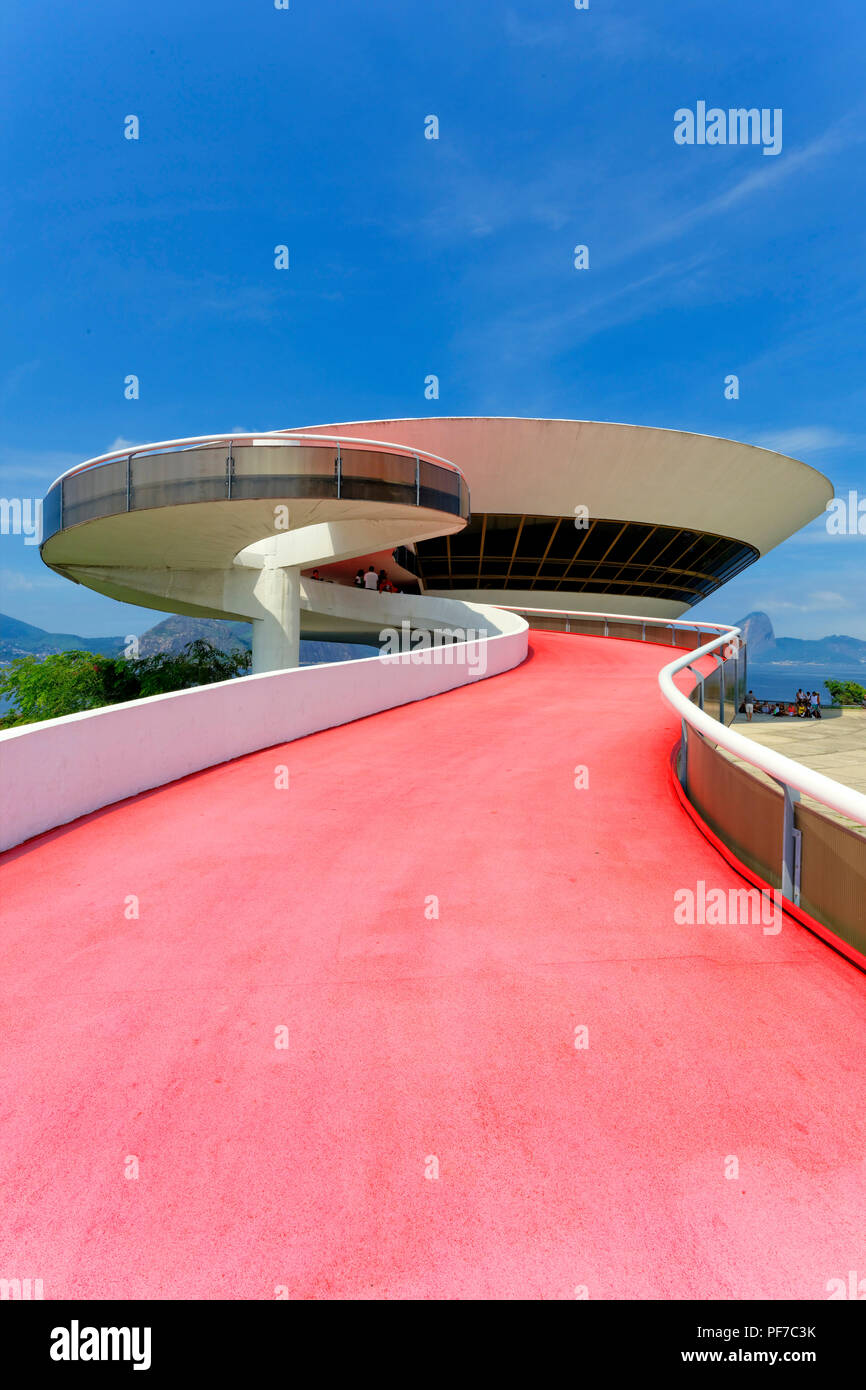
[824,678,866,706]
[0,640,251,727]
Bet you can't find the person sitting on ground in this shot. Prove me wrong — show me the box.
[773,703,784,717]
[744,690,755,722]
[363,565,379,590]
[354,569,365,587]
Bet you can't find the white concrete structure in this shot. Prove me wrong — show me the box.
[40,432,471,673]
[301,418,834,618]
[0,605,528,851]
[39,418,833,666]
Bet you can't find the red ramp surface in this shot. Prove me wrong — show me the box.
[1,633,864,1299]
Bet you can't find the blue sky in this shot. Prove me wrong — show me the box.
[1,0,864,638]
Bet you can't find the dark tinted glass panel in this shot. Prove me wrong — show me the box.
[131,449,226,509]
[42,482,63,541]
[41,443,468,544]
[413,513,757,605]
[340,450,416,486]
[61,460,128,528]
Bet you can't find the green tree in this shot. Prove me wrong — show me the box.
[0,640,251,728]
[133,638,250,696]
[824,678,866,706]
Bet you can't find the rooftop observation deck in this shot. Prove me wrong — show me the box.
[1,631,863,1299]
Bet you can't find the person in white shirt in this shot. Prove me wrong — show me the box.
[363,566,379,590]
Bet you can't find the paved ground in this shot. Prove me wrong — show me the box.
[730,708,866,836]
[732,709,866,799]
[1,633,864,1299]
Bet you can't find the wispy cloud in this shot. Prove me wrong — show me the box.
[0,446,80,484]
[0,361,40,410]
[765,589,856,612]
[392,104,864,379]
[0,567,56,593]
[503,6,700,63]
[750,427,864,457]
[612,122,861,264]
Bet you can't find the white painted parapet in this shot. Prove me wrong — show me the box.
[0,607,527,851]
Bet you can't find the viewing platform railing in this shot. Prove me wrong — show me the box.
[41,431,470,545]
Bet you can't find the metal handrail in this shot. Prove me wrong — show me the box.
[502,603,866,829]
[50,430,467,487]
[660,631,866,827]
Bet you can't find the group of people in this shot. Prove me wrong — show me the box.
[742,688,823,721]
[306,565,400,593]
[354,566,399,594]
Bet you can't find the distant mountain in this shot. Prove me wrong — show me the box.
[0,612,375,666]
[736,611,866,666]
[0,613,124,658]
[137,616,251,657]
[737,611,775,656]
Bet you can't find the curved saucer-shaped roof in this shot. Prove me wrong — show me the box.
[299,417,832,553]
[296,417,832,615]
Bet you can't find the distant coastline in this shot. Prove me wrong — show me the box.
[747,663,866,700]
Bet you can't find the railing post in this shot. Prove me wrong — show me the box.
[126,455,132,511]
[685,663,705,711]
[719,659,725,724]
[603,618,609,637]
[780,782,802,905]
[336,445,341,498]
[680,718,689,788]
[641,621,646,641]
[415,455,420,506]
[742,640,748,705]
[226,440,233,499]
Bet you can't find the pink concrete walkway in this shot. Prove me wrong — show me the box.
[1,633,863,1298]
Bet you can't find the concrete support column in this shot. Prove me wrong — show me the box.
[251,563,301,673]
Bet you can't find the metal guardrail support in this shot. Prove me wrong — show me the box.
[779,782,803,905]
[742,641,748,702]
[684,663,705,710]
[226,440,234,500]
[709,651,727,724]
[126,455,132,511]
[680,718,689,788]
[415,455,420,506]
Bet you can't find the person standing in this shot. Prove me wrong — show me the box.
[745,690,755,722]
[363,565,379,590]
